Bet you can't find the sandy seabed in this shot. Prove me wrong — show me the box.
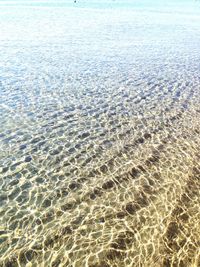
[0,1,200,266]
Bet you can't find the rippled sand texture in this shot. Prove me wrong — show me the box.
[0,1,200,267]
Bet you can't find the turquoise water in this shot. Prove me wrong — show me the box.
[0,0,200,13]
[0,1,200,266]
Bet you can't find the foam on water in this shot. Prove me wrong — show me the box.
[0,1,200,266]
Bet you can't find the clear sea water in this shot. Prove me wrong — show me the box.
[0,1,200,266]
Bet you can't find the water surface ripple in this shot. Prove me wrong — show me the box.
[0,1,200,266]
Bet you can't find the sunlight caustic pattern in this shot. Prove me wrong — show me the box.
[0,1,200,266]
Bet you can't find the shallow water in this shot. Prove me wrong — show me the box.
[0,1,200,266]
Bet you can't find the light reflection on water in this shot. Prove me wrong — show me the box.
[0,1,200,266]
